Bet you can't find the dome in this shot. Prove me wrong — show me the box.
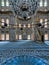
[1,56,49,65]
[9,0,39,17]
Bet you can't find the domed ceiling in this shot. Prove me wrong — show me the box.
[9,0,39,19]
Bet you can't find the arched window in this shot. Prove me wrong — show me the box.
[6,19,9,26]
[28,24,30,28]
[40,19,43,23]
[44,0,47,7]
[19,24,21,28]
[44,34,48,40]
[1,19,5,26]
[1,9,4,11]
[1,0,4,6]
[1,34,5,40]
[44,19,48,28]
[27,35,31,40]
[6,33,9,40]
[6,0,9,6]
[19,35,22,40]
[40,0,43,7]
[23,24,26,28]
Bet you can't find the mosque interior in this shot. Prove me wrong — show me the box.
[0,0,49,65]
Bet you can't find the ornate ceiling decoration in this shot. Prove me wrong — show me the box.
[9,0,39,20]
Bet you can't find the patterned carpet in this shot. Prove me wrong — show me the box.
[0,40,49,65]
[1,56,49,65]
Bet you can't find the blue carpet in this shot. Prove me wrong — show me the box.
[1,56,49,65]
[0,40,49,65]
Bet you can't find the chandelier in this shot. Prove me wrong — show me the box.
[9,0,39,19]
